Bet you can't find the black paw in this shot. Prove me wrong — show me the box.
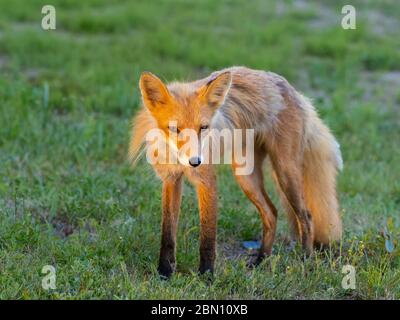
[198,266,214,283]
[199,264,214,275]
[246,253,265,269]
[158,262,174,280]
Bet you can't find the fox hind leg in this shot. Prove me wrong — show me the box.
[271,169,300,245]
[233,150,277,266]
[271,158,314,255]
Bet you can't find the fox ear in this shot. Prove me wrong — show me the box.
[139,72,172,110]
[199,71,232,108]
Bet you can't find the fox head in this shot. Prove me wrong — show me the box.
[139,71,232,167]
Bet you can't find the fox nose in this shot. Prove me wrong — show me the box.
[189,156,202,167]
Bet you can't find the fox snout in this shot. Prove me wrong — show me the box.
[175,134,204,167]
[188,156,202,167]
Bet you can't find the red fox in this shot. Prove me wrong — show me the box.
[129,66,342,278]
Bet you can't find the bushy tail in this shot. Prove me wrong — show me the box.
[302,98,343,245]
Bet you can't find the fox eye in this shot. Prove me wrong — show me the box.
[200,125,209,130]
[168,125,180,133]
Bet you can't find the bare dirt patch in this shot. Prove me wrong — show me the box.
[51,217,75,238]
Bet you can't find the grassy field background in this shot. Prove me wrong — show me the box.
[0,0,399,299]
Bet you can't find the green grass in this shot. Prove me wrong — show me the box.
[0,0,399,299]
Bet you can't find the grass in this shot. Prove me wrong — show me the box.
[0,0,399,299]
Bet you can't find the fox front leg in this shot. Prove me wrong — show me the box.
[195,170,218,275]
[158,176,183,279]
